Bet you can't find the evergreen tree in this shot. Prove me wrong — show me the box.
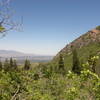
[58,54,65,74]
[72,48,81,74]
[10,57,13,69]
[58,54,64,70]
[91,61,96,73]
[24,59,31,70]
[0,60,2,70]
[13,60,18,70]
[4,58,10,71]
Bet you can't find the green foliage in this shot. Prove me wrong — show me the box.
[0,56,100,100]
[0,68,99,100]
[13,60,18,70]
[24,59,31,70]
[88,56,99,73]
[53,42,100,75]
[72,48,81,74]
[58,54,64,70]
[3,58,18,71]
[58,54,65,75]
[3,58,10,71]
[83,56,99,73]
[33,73,40,80]
[0,60,2,70]
[9,57,14,70]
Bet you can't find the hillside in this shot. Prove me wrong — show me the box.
[53,26,100,75]
[0,28,100,100]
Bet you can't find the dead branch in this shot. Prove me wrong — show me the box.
[11,85,20,100]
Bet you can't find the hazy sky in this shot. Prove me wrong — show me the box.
[0,0,100,55]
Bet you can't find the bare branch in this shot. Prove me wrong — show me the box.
[0,0,22,38]
[11,85,20,100]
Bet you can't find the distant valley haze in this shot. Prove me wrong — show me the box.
[0,50,53,63]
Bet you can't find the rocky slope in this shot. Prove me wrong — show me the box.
[57,27,100,57]
[53,26,100,75]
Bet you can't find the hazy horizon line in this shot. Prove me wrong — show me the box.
[0,49,56,56]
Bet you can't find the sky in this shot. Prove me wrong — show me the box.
[0,0,100,55]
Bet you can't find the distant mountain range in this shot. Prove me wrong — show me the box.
[0,50,36,57]
[0,50,53,63]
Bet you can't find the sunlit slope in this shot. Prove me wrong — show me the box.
[52,26,100,75]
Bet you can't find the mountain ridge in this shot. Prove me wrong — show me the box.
[55,26,100,58]
[53,26,100,75]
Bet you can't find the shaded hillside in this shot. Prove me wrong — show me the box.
[53,26,100,75]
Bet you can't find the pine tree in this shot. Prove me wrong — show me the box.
[58,54,65,74]
[4,58,10,71]
[72,48,81,74]
[13,60,17,70]
[0,60,2,70]
[24,59,31,70]
[10,57,13,69]
[58,54,64,70]
[91,61,96,73]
